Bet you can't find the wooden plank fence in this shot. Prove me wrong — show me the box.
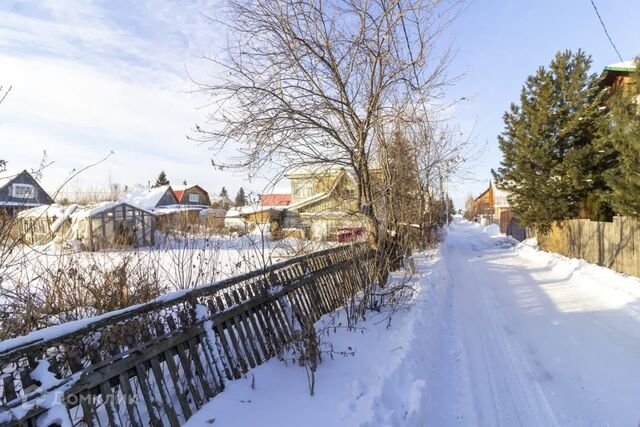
[535,216,640,278]
[0,243,379,426]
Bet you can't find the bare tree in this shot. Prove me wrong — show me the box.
[194,0,462,246]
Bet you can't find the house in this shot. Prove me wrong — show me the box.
[285,167,364,241]
[601,60,637,95]
[0,169,54,216]
[474,180,512,227]
[119,185,178,211]
[172,184,211,207]
[260,193,291,207]
[225,205,283,235]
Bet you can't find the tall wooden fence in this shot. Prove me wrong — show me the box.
[0,243,379,426]
[536,216,640,278]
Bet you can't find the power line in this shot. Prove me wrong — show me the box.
[589,0,624,62]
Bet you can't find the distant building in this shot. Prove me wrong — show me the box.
[474,180,512,227]
[119,185,178,211]
[285,167,364,241]
[172,184,211,207]
[0,169,54,216]
[260,193,291,207]
[601,60,637,95]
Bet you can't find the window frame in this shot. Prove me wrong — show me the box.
[188,193,200,203]
[12,183,35,199]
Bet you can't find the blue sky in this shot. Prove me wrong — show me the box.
[0,0,638,206]
[444,0,640,206]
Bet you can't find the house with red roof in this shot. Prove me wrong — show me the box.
[260,193,291,207]
[172,184,211,207]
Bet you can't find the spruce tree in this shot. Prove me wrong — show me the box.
[235,187,247,207]
[493,50,609,232]
[154,171,170,187]
[598,59,640,217]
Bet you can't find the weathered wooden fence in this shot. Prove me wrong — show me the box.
[535,216,640,278]
[0,243,378,426]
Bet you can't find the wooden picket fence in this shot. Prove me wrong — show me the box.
[0,243,378,426]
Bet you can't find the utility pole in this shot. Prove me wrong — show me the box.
[439,171,449,226]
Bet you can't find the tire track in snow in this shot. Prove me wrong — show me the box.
[444,225,559,426]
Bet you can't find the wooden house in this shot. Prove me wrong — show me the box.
[474,181,512,229]
[0,170,54,216]
[286,167,364,241]
[172,185,211,207]
[119,185,178,211]
[260,193,291,207]
[601,60,637,97]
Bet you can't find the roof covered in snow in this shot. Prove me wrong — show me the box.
[119,185,174,210]
[604,60,637,72]
[17,204,79,219]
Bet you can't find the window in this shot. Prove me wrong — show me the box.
[188,193,200,203]
[293,181,314,199]
[12,183,35,199]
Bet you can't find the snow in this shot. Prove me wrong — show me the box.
[17,204,75,219]
[433,219,640,425]
[184,251,444,427]
[119,184,170,210]
[185,218,640,426]
[605,60,637,71]
[0,234,333,353]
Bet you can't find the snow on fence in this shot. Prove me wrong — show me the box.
[0,243,377,426]
[535,216,640,278]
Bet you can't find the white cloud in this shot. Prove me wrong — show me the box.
[0,0,271,199]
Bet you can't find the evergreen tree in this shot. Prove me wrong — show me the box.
[154,171,170,187]
[598,59,640,217]
[493,50,609,232]
[235,187,247,207]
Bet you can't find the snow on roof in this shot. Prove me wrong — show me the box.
[119,185,170,210]
[153,205,203,215]
[17,204,78,219]
[491,181,511,208]
[604,60,637,72]
[70,201,117,218]
[69,201,154,219]
[225,205,281,218]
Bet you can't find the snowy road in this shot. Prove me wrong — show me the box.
[432,220,640,426]
[185,219,640,426]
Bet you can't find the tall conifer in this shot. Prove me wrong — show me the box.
[493,50,609,231]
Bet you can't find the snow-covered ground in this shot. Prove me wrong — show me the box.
[184,249,450,426]
[185,218,640,426]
